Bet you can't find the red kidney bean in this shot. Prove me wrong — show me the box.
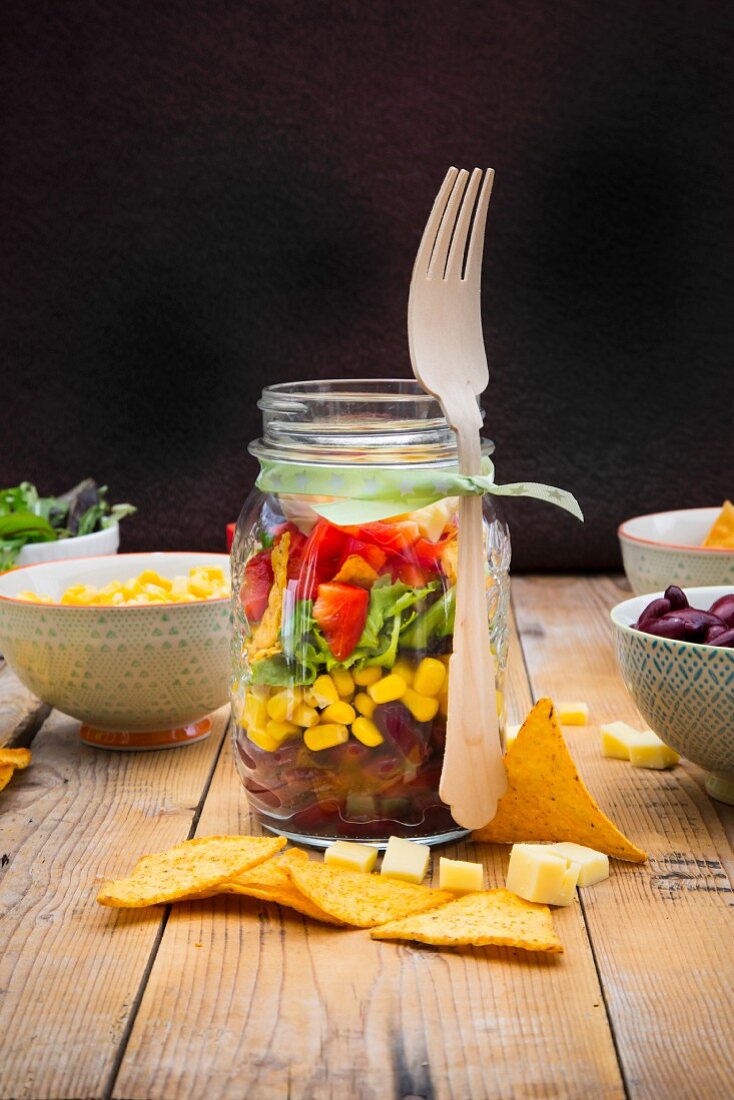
[709,595,734,628]
[636,597,671,631]
[706,627,734,647]
[663,585,689,610]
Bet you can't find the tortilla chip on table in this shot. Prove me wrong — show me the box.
[96,835,287,907]
[473,698,647,863]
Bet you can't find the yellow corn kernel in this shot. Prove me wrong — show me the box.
[61,585,97,606]
[266,689,302,722]
[402,688,439,723]
[310,674,340,707]
[243,692,269,731]
[413,657,446,697]
[351,716,384,747]
[188,575,213,598]
[304,723,349,752]
[292,703,320,728]
[137,569,161,586]
[352,665,382,687]
[331,668,355,698]
[247,727,280,752]
[367,673,407,704]
[169,576,189,600]
[391,659,414,686]
[321,701,356,725]
[265,719,301,742]
[353,692,377,718]
[144,583,168,600]
[496,689,504,717]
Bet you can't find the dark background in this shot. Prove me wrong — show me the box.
[2,0,732,570]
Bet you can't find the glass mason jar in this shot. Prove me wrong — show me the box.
[231,380,511,847]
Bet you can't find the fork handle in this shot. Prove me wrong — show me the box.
[438,411,507,827]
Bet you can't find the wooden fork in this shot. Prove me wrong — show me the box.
[407,166,507,829]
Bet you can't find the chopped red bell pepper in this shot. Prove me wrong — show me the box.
[313,581,369,662]
[240,549,274,621]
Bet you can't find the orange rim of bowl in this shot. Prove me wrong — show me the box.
[617,509,734,554]
[0,552,231,609]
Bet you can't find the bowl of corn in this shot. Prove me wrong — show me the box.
[0,552,231,749]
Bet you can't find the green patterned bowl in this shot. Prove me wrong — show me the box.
[0,553,231,750]
[611,586,734,804]
[618,508,734,595]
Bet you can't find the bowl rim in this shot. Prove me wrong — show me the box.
[617,507,734,554]
[0,551,231,610]
[610,584,734,654]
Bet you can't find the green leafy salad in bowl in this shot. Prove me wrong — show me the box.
[0,480,136,572]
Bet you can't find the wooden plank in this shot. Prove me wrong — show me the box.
[0,663,50,748]
[512,575,734,1100]
[0,706,228,1100]
[114,614,625,1100]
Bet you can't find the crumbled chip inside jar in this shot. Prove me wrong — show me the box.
[18,566,230,606]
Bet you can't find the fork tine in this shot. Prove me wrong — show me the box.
[427,168,469,279]
[463,167,495,284]
[412,167,459,279]
[445,167,482,280]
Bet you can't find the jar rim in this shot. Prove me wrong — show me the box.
[252,378,495,467]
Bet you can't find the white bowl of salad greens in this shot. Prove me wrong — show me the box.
[1,480,135,572]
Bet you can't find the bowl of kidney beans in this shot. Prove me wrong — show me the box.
[611,586,734,805]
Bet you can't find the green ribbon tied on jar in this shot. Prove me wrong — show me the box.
[255,457,583,526]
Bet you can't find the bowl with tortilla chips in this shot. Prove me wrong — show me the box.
[611,585,734,806]
[0,552,231,749]
[618,503,734,596]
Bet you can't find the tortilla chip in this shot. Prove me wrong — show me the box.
[333,555,380,588]
[473,699,647,863]
[0,764,15,792]
[702,500,734,549]
[285,859,453,928]
[371,888,563,953]
[97,834,286,907]
[185,850,344,924]
[249,531,290,656]
[0,748,31,769]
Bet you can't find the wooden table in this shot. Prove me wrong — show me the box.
[1,575,732,1100]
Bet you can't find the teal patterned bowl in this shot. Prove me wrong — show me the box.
[0,553,231,750]
[618,508,734,595]
[611,586,734,805]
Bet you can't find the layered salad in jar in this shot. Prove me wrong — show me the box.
[231,490,509,845]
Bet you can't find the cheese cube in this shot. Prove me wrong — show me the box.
[505,843,579,906]
[380,836,430,885]
[439,857,484,895]
[324,840,378,874]
[545,843,609,887]
[600,721,680,769]
[629,740,680,769]
[504,723,521,750]
[558,701,589,726]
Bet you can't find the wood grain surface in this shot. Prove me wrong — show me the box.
[512,575,734,1100]
[0,702,228,1100]
[0,578,732,1100]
